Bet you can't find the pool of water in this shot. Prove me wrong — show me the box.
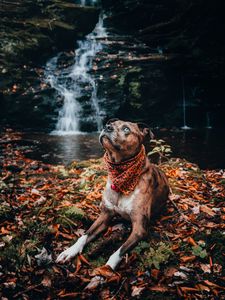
[20,128,225,169]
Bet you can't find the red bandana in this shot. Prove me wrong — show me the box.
[103,145,146,195]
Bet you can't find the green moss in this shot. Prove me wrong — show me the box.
[27,18,75,31]
[20,220,50,237]
[92,256,106,268]
[128,67,142,74]
[118,73,126,86]
[0,203,11,220]
[129,81,141,99]
[59,206,85,221]
[0,243,22,271]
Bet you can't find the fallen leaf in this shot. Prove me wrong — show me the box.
[85,276,104,290]
[174,271,188,280]
[201,205,216,217]
[41,276,52,287]
[200,264,211,273]
[35,248,52,266]
[131,286,145,297]
[180,255,196,263]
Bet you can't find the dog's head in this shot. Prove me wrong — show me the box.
[99,119,154,162]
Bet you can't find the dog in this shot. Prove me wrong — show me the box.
[56,119,169,271]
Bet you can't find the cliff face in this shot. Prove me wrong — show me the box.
[100,0,225,128]
[103,0,225,58]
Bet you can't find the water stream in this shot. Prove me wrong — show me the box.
[181,77,191,130]
[45,3,107,135]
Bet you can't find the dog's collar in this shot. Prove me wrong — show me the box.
[104,145,146,195]
[111,183,120,193]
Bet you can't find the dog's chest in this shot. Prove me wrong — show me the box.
[103,180,139,218]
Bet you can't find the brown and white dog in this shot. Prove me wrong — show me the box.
[56,119,169,271]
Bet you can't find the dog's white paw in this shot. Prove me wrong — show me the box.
[106,247,122,270]
[56,235,87,263]
[56,247,77,263]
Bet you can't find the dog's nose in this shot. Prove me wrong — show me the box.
[105,123,113,132]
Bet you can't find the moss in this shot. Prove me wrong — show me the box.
[91,256,106,268]
[70,159,102,169]
[20,220,50,238]
[128,67,142,74]
[58,205,85,223]
[117,73,126,87]
[27,18,75,31]
[0,243,22,271]
[0,203,12,221]
[129,81,141,99]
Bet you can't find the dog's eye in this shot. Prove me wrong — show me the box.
[123,126,130,133]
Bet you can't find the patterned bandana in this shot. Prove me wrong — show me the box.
[103,145,146,195]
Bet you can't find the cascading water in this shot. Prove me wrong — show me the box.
[45,5,107,135]
[206,112,212,129]
[181,77,191,130]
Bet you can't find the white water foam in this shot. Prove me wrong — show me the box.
[45,10,107,135]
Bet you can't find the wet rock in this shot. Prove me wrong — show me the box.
[0,1,99,65]
[101,0,225,128]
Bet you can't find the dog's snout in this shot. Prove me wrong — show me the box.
[105,123,113,132]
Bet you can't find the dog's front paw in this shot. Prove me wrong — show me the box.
[56,235,88,263]
[56,246,77,263]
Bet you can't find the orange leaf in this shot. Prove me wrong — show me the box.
[58,232,73,240]
[59,292,80,298]
[201,205,216,217]
[78,254,91,266]
[0,227,10,235]
[195,284,210,292]
[209,256,213,268]
[180,255,196,263]
[180,287,199,293]
[151,269,160,280]
[204,280,225,290]
[187,237,197,246]
[148,286,169,292]
[75,256,82,274]
[92,265,120,281]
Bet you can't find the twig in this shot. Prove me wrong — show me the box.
[110,278,127,300]
[13,283,42,298]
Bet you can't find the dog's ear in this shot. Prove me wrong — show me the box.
[106,118,119,125]
[138,123,154,140]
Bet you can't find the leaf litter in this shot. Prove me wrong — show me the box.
[0,129,225,299]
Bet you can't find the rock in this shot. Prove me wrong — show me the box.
[0,1,99,64]
[101,0,225,128]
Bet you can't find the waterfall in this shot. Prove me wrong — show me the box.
[45,8,107,135]
[181,77,191,130]
[206,112,212,129]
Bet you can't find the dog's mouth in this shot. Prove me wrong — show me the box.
[99,132,112,146]
[99,132,121,151]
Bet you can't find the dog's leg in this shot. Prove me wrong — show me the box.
[56,211,112,263]
[106,217,148,270]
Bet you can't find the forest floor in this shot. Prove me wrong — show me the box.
[0,129,225,299]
